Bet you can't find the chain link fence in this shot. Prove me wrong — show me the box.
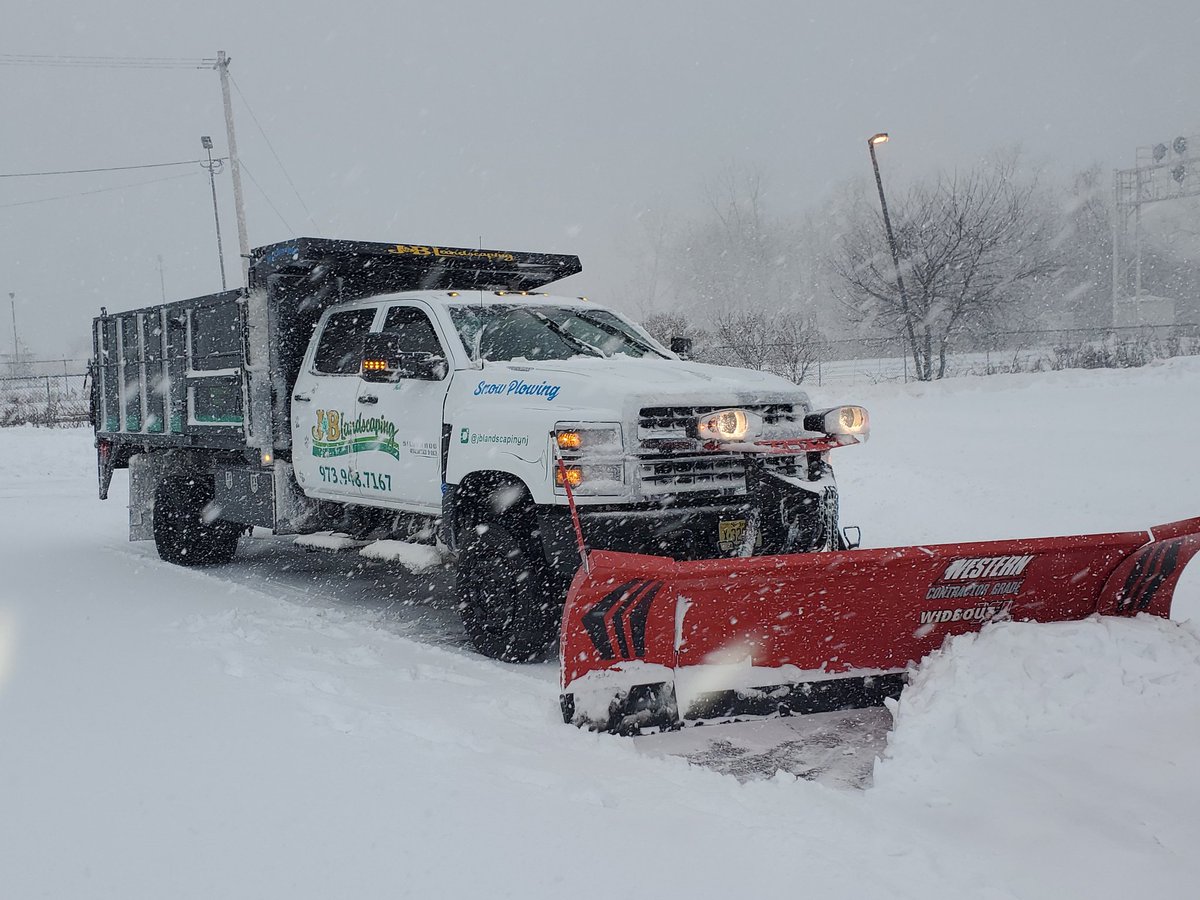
[0,360,91,426]
[711,323,1200,388]
[3,324,1198,425]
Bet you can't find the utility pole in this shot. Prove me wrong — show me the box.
[200,136,228,290]
[156,254,166,302]
[8,291,17,374]
[215,51,250,287]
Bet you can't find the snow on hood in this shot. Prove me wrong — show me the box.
[479,356,810,412]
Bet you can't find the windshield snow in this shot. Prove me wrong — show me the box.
[448,305,668,362]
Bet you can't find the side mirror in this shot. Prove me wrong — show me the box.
[670,336,693,358]
[841,526,862,550]
[361,333,448,382]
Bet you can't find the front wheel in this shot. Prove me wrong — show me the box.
[153,471,240,566]
[456,523,563,662]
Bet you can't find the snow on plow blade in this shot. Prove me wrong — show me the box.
[560,516,1200,734]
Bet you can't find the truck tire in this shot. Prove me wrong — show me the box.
[456,523,562,662]
[153,472,240,566]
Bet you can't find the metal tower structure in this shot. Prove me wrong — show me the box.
[1113,134,1200,310]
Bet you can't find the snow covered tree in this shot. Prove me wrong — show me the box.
[1053,165,1114,329]
[833,156,1056,380]
[710,309,824,383]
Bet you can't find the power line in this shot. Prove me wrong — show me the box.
[1,157,227,179]
[228,72,321,235]
[0,172,200,210]
[238,160,295,234]
[0,53,213,70]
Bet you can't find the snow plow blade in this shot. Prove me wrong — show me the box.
[559,516,1200,734]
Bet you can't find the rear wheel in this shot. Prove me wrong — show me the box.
[153,471,240,566]
[456,522,563,662]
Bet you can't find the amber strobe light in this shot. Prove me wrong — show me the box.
[556,430,583,451]
[555,465,584,487]
[362,358,388,372]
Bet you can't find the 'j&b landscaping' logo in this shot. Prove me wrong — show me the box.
[311,409,400,459]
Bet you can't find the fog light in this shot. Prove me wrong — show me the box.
[555,465,584,487]
[804,405,870,439]
[694,408,762,442]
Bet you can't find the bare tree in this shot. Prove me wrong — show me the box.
[618,205,676,318]
[833,157,1055,380]
[667,164,813,314]
[711,309,825,383]
[713,308,773,370]
[641,310,711,356]
[766,313,825,384]
[1052,165,1113,328]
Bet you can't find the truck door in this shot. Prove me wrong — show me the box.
[291,306,380,501]
[356,303,450,511]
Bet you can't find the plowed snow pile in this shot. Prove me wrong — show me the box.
[2,357,1199,899]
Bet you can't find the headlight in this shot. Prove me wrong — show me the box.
[555,463,623,488]
[554,425,622,453]
[553,424,625,495]
[692,408,763,442]
[804,405,870,438]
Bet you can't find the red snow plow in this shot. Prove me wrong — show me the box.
[560,515,1200,733]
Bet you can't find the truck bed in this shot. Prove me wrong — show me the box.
[93,289,248,451]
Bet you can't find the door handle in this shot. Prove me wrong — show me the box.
[293,393,312,402]
[358,394,379,404]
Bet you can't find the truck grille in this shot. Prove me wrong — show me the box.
[636,453,805,497]
[637,403,800,441]
[637,453,746,495]
[635,403,807,496]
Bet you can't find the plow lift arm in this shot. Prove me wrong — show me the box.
[558,409,1200,733]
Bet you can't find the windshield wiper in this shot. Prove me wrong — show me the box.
[572,311,667,358]
[528,310,605,357]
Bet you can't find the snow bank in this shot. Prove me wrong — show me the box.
[880,615,1200,775]
[358,539,445,573]
[868,611,1200,899]
[292,535,446,575]
[830,355,1200,547]
[4,363,1200,900]
[292,531,369,551]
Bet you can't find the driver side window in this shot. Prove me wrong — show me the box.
[314,308,376,375]
[382,305,444,356]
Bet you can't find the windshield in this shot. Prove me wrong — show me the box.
[448,305,669,362]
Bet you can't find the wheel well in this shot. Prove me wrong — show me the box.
[448,471,535,548]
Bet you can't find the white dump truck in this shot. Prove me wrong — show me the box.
[91,238,866,660]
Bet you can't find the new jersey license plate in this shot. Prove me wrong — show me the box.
[718,519,760,553]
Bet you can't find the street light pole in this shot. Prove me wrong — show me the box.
[201,136,227,290]
[8,291,16,365]
[867,132,919,380]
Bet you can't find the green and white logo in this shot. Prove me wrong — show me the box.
[311,409,401,459]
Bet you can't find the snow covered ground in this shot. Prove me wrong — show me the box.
[2,358,1199,899]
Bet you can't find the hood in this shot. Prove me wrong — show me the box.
[475,356,810,415]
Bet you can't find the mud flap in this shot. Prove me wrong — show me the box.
[560,516,1200,734]
[97,438,116,501]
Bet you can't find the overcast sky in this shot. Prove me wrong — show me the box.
[3,0,1198,359]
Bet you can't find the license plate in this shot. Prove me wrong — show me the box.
[718,519,759,552]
